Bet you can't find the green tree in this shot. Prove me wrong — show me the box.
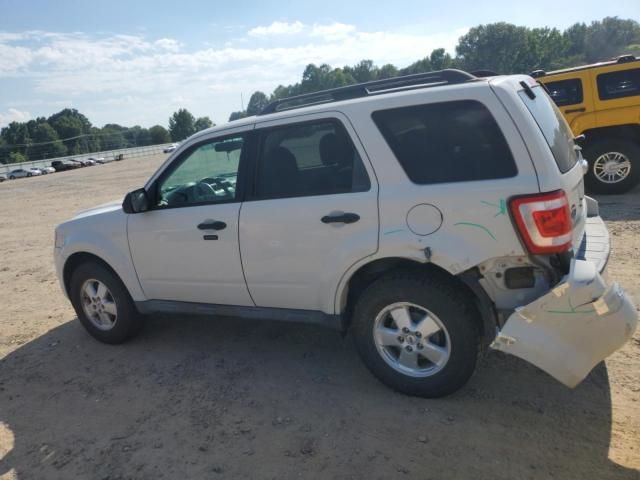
[168,108,196,141]
[246,91,269,116]
[149,125,171,144]
[48,108,93,154]
[228,111,248,122]
[29,122,67,159]
[194,116,214,132]
[8,151,27,164]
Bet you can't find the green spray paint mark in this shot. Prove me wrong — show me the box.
[545,296,595,315]
[384,229,404,236]
[453,222,497,241]
[481,199,507,217]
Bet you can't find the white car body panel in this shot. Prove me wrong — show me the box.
[54,203,146,301]
[239,111,379,312]
[127,203,253,306]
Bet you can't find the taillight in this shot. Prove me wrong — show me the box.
[509,190,572,254]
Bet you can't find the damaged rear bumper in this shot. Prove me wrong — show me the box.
[491,211,638,387]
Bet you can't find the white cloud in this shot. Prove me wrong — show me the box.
[311,22,356,40]
[0,108,31,127]
[0,24,466,126]
[248,21,304,36]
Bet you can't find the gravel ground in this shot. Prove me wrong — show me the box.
[0,155,638,479]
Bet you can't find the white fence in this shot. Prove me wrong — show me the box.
[0,143,172,175]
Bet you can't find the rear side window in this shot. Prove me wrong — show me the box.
[253,120,370,199]
[372,100,517,184]
[518,86,578,173]
[544,79,583,106]
[597,68,640,100]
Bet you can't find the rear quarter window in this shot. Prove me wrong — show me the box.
[518,86,578,173]
[597,68,640,100]
[372,100,517,185]
[544,78,583,106]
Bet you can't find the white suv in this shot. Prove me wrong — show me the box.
[54,70,638,397]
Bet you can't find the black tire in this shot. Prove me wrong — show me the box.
[351,271,480,398]
[27,173,32,177]
[69,262,144,344]
[583,139,640,194]
[9,176,15,180]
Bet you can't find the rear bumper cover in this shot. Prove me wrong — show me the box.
[491,208,638,387]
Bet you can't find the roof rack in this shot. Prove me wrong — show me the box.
[258,69,477,115]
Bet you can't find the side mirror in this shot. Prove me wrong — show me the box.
[122,188,150,214]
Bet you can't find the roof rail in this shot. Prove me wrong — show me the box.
[470,69,499,78]
[259,69,477,115]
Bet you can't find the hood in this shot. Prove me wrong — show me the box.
[73,199,122,220]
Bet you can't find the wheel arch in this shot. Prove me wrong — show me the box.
[582,124,640,147]
[338,257,497,346]
[63,252,126,299]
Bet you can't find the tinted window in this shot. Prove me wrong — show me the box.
[157,136,244,208]
[518,86,578,173]
[597,68,640,100]
[254,120,370,199]
[544,79,583,106]
[372,100,517,184]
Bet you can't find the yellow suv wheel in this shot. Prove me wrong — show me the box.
[583,140,639,194]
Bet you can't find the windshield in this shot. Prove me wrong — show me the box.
[518,85,578,173]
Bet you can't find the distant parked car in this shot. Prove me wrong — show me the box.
[39,166,57,174]
[163,143,179,153]
[51,160,81,172]
[9,168,41,179]
[69,158,90,167]
[0,173,7,182]
[89,156,110,164]
[81,158,96,166]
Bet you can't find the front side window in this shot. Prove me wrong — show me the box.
[544,79,583,106]
[597,68,640,100]
[254,120,370,199]
[156,135,244,208]
[372,100,517,184]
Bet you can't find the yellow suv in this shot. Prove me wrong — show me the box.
[532,55,640,194]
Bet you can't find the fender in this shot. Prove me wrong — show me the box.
[57,210,146,301]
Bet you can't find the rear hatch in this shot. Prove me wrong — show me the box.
[516,82,587,249]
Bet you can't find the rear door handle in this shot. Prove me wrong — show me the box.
[565,107,586,114]
[197,220,227,230]
[321,212,360,224]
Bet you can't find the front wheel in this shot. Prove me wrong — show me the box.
[583,140,639,194]
[9,176,15,180]
[69,262,144,344]
[352,271,480,398]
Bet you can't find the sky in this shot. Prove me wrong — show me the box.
[0,0,638,129]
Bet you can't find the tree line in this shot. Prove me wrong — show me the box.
[229,16,640,120]
[0,108,213,164]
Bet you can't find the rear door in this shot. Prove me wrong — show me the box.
[239,113,379,313]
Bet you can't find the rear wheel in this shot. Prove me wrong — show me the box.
[352,271,480,397]
[27,173,32,177]
[583,140,639,194]
[70,262,144,344]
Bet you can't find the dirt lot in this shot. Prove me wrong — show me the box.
[0,155,638,479]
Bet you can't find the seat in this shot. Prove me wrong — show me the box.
[319,133,354,191]
[259,146,300,197]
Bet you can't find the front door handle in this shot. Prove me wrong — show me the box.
[565,107,586,114]
[321,212,360,224]
[198,220,227,230]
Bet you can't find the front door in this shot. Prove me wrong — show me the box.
[239,115,379,313]
[128,133,253,306]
